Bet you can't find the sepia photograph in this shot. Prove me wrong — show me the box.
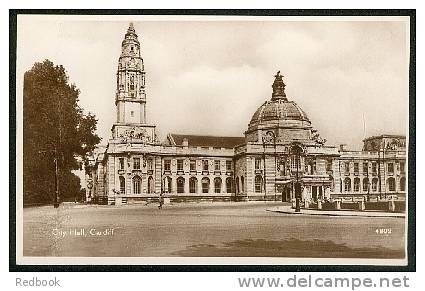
[12,12,414,268]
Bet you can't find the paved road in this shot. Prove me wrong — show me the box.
[22,202,405,258]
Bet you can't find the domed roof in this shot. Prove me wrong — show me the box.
[249,99,310,125]
[248,72,310,127]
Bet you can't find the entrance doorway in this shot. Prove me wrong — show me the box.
[281,187,291,202]
[318,186,323,200]
[312,186,318,201]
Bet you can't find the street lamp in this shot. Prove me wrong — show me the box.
[262,131,277,202]
[291,143,303,212]
[53,150,59,208]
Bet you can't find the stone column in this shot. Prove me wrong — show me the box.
[209,176,214,194]
[335,199,341,210]
[171,175,177,195]
[388,200,396,212]
[108,156,115,196]
[197,177,202,195]
[325,186,330,200]
[126,174,132,195]
[358,200,365,211]
[184,175,189,194]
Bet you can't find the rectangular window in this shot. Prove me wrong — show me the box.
[164,159,171,171]
[190,160,196,171]
[354,179,360,192]
[119,177,125,194]
[326,160,332,172]
[226,160,232,171]
[344,162,350,174]
[291,156,298,170]
[363,162,368,175]
[202,160,209,171]
[354,163,359,174]
[400,162,405,173]
[214,160,220,171]
[119,158,125,170]
[372,179,378,192]
[177,159,184,171]
[372,162,377,174]
[387,163,394,174]
[133,158,140,170]
[255,158,262,170]
[147,158,153,171]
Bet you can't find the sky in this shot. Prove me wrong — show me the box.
[17,16,409,150]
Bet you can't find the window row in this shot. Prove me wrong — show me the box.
[164,159,233,172]
[118,175,155,195]
[343,161,405,175]
[118,157,154,171]
[342,177,406,193]
[162,176,234,194]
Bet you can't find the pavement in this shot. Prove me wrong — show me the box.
[267,205,405,218]
[23,202,406,258]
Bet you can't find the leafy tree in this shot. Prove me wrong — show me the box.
[23,60,101,205]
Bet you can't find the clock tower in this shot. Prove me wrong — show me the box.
[111,23,156,143]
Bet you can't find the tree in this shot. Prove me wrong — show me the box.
[23,60,101,205]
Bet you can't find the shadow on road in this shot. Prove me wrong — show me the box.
[171,238,405,258]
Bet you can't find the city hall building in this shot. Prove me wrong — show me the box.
[85,24,407,205]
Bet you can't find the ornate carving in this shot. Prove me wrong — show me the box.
[387,139,403,150]
[262,131,276,144]
[119,127,150,143]
[311,128,327,145]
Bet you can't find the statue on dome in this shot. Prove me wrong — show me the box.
[272,70,287,100]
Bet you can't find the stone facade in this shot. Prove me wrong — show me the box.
[85,24,407,205]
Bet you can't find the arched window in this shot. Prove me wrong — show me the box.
[202,177,210,194]
[189,177,197,193]
[119,176,126,194]
[133,176,141,194]
[255,175,263,193]
[148,176,154,194]
[344,178,351,192]
[177,177,185,193]
[214,177,222,193]
[163,176,172,193]
[372,178,378,192]
[226,177,233,193]
[235,177,239,194]
[354,178,360,192]
[387,177,396,192]
[400,177,406,192]
[363,178,369,192]
[241,176,245,192]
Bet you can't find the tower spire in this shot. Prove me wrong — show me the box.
[128,22,135,33]
[271,71,287,101]
[111,23,157,143]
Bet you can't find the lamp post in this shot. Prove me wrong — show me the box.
[291,143,302,212]
[262,131,277,202]
[53,149,59,208]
